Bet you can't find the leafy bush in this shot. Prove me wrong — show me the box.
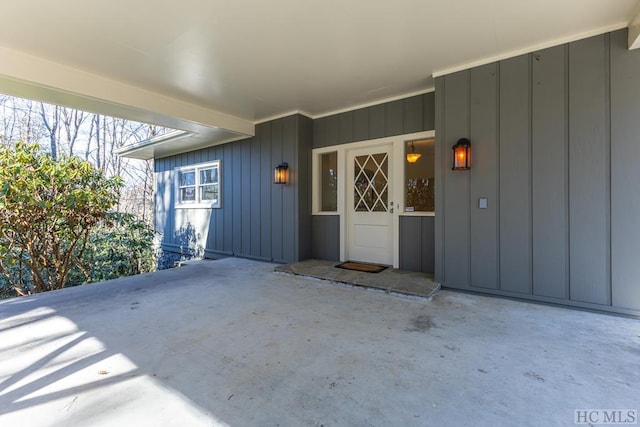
[0,142,124,296]
[0,213,156,298]
[0,250,34,299]
[75,212,156,284]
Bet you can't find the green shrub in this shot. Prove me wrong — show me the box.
[74,212,156,284]
[0,142,122,295]
[0,142,157,298]
[0,213,156,298]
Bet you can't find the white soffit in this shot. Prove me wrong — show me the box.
[0,44,255,146]
[0,0,639,154]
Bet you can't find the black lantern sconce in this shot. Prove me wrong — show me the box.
[274,162,289,184]
[452,138,471,170]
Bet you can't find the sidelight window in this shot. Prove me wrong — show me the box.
[404,139,434,212]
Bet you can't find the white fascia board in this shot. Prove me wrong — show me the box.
[114,130,194,156]
[119,132,249,160]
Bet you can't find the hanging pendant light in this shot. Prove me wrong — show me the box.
[406,142,422,163]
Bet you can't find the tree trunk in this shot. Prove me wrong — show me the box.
[40,103,60,160]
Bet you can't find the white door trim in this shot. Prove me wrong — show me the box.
[311,130,435,268]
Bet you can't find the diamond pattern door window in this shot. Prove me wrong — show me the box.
[354,153,388,212]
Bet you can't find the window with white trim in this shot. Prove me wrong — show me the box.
[175,160,221,208]
[404,138,434,213]
[320,151,338,212]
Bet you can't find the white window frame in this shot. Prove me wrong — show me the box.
[312,148,342,215]
[402,137,436,216]
[175,160,222,209]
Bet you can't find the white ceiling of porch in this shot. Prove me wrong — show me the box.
[0,0,638,155]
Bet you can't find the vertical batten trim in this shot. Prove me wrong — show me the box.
[245,141,249,255]
[433,76,446,284]
[280,121,285,261]
[605,33,613,306]
[437,78,445,283]
[441,79,445,283]
[467,70,472,287]
[419,218,424,273]
[298,117,302,259]
[497,60,503,291]
[495,63,501,290]
[249,139,254,256]
[256,132,261,257]
[565,43,571,300]
[528,53,534,295]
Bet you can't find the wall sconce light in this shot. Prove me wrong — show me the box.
[452,138,471,170]
[406,142,422,163]
[274,162,289,184]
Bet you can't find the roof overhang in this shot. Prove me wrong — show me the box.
[115,128,248,160]
[0,44,254,160]
[2,0,640,161]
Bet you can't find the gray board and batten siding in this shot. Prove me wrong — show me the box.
[311,215,340,261]
[155,114,313,264]
[399,216,435,274]
[155,93,437,271]
[313,93,435,148]
[435,29,640,315]
[312,93,436,273]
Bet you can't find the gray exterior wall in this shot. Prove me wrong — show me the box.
[399,216,435,274]
[435,29,640,315]
[311,92,436,266]
[313,93,435,148]
[155,114,313,264]
[155,94,436,269]
[311,215,340,260]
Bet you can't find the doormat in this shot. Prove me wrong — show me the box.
[335,261,388,274]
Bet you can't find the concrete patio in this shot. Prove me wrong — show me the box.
[0,258,638,426]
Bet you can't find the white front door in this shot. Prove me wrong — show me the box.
[346,144,393,265]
